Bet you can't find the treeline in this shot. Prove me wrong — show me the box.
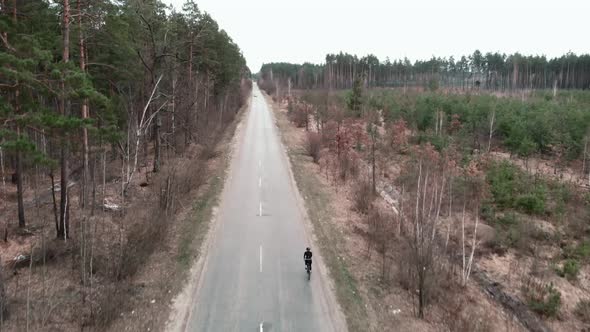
[0,0,250,236]
[365,90,590,162]
[259,51,590,91]
[297,88,590,166]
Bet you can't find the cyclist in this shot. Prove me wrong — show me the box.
[304,247,313,272]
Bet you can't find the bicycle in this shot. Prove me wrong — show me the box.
[305,259,312,280]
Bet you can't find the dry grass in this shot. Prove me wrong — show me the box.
[575,299,590,323]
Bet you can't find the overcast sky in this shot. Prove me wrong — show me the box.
[165,0,589,72]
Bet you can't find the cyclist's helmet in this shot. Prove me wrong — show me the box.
[306,247,310,251]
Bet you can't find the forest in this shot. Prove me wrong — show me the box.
[261,51,590,331]
[259,51,590,91]
[0,0,249,329]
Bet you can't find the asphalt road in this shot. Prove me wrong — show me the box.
[185,85,345,332]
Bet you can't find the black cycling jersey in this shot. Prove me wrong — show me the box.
[304,251,312,260]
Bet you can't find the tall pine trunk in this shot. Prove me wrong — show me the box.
[78,0,89,208]
[10,0,25,228]
[186,34,193,146]
[58,0,71,239]
[16,126,25,228]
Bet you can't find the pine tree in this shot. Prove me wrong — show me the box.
[347,77,363,116]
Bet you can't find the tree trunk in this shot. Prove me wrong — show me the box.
[78,0,89,208]
[171,76,176,149]
[487,108,495,153]
[371,134,376,194]
[186,35,193,146]
[418,271,425,318]
[153,114,161,172]
[16,128,25,228]
[59,0,71,239]
[59,148,70,239]
[49,172,59,234]
[8,0,25,229]
[91,153,96,216]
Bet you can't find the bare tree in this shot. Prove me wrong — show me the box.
[123,75,165,194]
[460,203,479,285]
[487,106,496,153]
[464,213,479,285]
[368,123,378,194]
[403,159,446,318]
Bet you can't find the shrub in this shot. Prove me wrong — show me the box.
[487,161,520,209]
[522,279,561,318]
[367,207,393,256]
[94,284,130,327]
[556,259,580,280]
[258,80,276,95]
[339,151,360,181]
[575,299,590,323]
[576,242,590,259]
[506,226,522,248]
[305,132,322,163]
[201,140,220,160]
[353,180,374,214]
[563,241,590,263]
[515,186,546,215]
[550,183,571,216]
[443,297,494,332]
[480,203,496,222]
[492,213,545,251]
[289,106,308,128]
[496,212,519,227]
[428,78,439,92]
[415,133,448,152]
[346,78,363,115]
[486,161,548,215]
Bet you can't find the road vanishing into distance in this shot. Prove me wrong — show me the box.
[184,85,346,332]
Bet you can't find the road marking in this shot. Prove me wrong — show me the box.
[259,202,262,216]
[260,322,263,332]
[259,177,262,188]
[259,246,262,272]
